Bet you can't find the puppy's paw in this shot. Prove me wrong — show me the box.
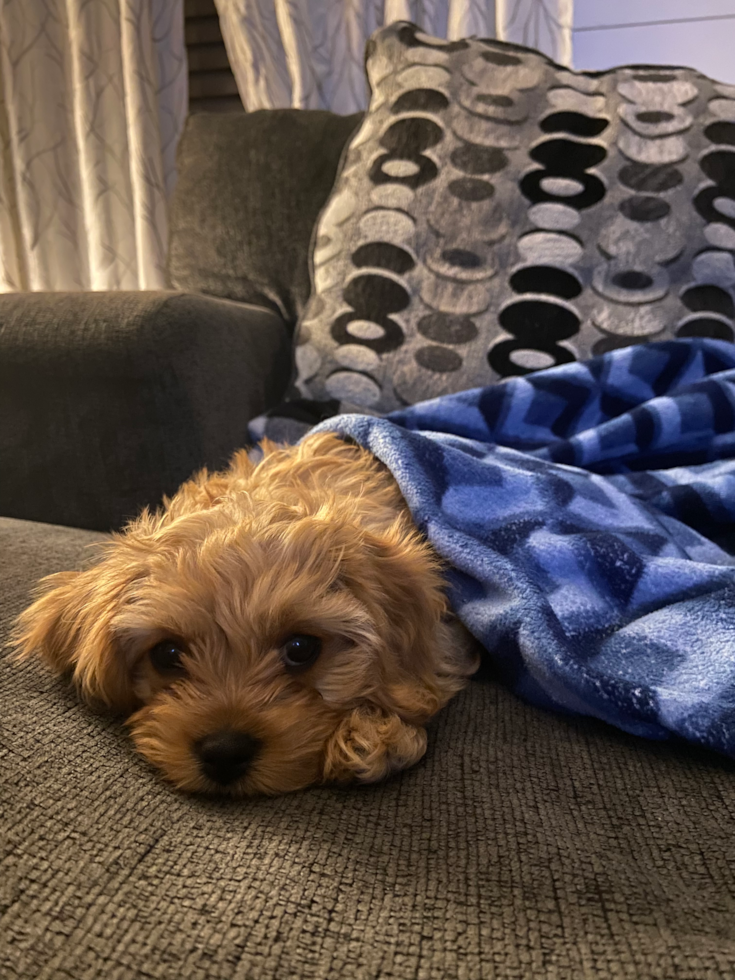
[323,707,427,785]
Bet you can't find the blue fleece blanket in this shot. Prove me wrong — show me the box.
[310,339,735,758]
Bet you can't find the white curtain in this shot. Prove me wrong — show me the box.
[215,0,573,114]
[0,0,188,292]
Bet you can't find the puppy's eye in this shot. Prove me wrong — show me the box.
[149,639,187,674]
[281,634,322,669]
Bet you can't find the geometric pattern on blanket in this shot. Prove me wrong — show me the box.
[295,21,735,414]
[312,339,735,757]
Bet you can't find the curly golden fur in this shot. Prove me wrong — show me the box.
[13,432,479,796]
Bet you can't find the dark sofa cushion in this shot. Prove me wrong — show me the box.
[2,513,735,980]
[167,110,362,328]
[0,291,291,532]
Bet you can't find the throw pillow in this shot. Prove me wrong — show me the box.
[294,21,735,413]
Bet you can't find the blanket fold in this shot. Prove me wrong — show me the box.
[311,339,735,757]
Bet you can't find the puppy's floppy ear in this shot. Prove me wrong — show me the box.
[338,520,475,724]
[323,707,427,784]
[12,565,138,712]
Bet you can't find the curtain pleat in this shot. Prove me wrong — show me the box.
[215,0,571,114]
[0,0,187,292]
[447,0,495,40]
[497,0,572,67]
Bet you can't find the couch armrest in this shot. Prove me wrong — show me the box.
[0,291,292,531]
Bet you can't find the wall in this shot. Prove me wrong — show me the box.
[572,0,735,82]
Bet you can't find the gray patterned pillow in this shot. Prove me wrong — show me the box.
[293,21,735,414]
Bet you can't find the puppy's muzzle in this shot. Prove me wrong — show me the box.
[196,730,262,785]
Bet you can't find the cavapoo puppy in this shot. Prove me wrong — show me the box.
[14,432,479,796]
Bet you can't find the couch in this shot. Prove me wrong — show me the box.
[2,105,734,980]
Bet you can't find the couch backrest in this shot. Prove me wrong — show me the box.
[167,109,362,330]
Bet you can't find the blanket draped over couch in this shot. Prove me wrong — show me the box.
[311,339,735,757]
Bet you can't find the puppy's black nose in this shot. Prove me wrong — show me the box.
[196,730,261,785]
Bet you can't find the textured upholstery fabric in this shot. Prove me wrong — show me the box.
[295,22,735,414]
[2,515,735,980]
[167,110,362,328]
[0,292,291,532]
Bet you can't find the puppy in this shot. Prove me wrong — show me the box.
[13,432,479,796]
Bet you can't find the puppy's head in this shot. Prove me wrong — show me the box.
[14,434,477,795]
